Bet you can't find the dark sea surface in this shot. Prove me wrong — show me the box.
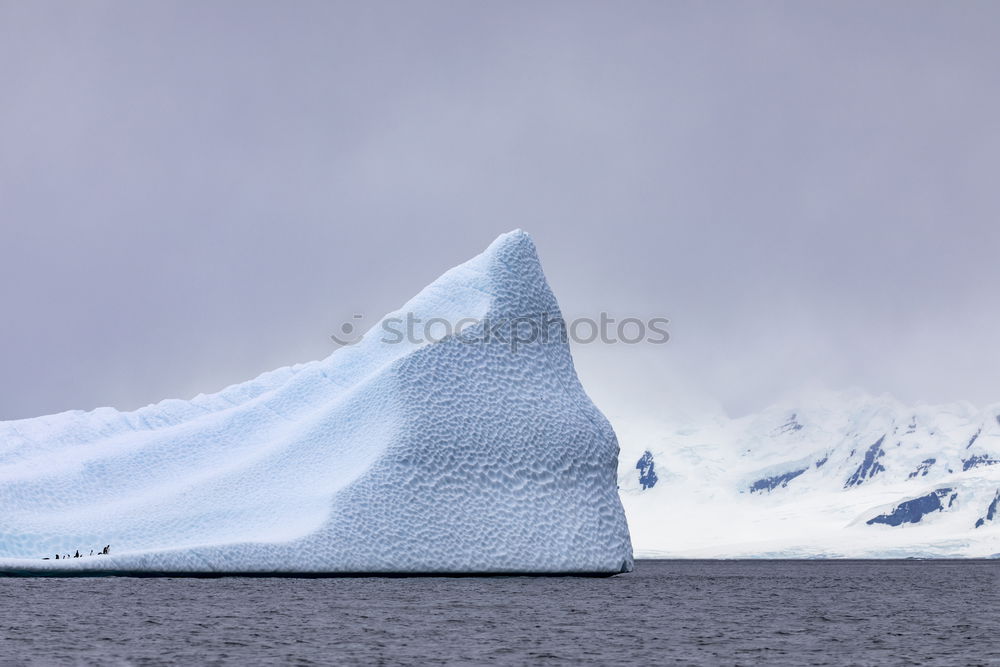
[1,560,998,666]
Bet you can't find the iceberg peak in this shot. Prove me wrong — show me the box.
[0,232,633,576]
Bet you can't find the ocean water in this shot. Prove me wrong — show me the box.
[1,560,997,665]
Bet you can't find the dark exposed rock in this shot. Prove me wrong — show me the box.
[845,437,887,488]
[967,428,982,449]
[777,414,805,434]
[635,451,658,490]
[750,468,808,493]
[962,454,1000,472]
[908,458,936,479]
[867,488,954,527]
[975,490,999,529]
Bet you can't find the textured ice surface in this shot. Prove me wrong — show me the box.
[0,231,633,575]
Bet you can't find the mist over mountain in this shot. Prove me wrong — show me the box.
[613,388,1000,557]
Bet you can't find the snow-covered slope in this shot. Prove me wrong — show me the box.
[615,390,1000,557]
[0,231,633,575]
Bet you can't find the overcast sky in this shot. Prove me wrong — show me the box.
[2,0,999,420]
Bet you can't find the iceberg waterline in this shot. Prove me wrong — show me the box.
[0,231,634,575]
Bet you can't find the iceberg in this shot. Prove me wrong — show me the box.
[0,231,633,575]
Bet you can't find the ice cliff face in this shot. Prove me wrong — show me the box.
[0,231,633,575]
[614,391,1000,558]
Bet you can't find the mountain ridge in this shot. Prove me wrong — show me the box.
[614,388,1000,557]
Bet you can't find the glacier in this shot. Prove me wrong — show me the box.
[613,389,1000,558]
[0,230,634,575]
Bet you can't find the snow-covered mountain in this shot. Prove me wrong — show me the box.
[613,390,1000,558]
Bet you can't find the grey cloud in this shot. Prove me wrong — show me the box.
[1,0,998,419]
